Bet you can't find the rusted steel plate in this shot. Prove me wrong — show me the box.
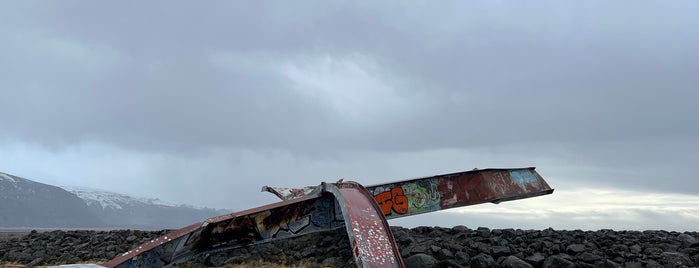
[105,168,553,267]
[263,168,554,219]
[191,191,345,253]
[104,191,346,267]
[326,182,404,268]
[366,167,553,219]
[261,185,316,200]
[103,222,203,267]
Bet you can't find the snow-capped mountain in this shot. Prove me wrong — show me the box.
[61,186,177,210]
[1,171,229,229]
[61,186,230,229]
[0,172,103,228]
[0,172,18,183]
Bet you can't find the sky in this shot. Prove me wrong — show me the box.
[1,1,698,231]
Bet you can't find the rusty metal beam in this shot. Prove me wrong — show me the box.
[264,167,554,219]
[260,185,317,200]
[325,182,404,268]
[104,183,402,268]
[366,167,553,219]
[105,167,554,268]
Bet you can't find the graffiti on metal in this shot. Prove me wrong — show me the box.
[366,168,553,219]
[371,181,441,216]
[104,167,553,268]
[193,195,345,251]
[327,183,404,268]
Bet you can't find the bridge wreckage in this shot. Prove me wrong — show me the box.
[100,167,553,268]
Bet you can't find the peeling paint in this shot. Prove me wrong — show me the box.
[104,167,553,268]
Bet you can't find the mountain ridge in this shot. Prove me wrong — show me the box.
[0,171,229,229]
[0,172,102,228]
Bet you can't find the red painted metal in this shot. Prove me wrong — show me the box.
[103,222,203,267]
[103,192,346,267]
[261,185,316,200]
[326,182,404,268]
[104,167,554,268]
[366,167,553,219]
[264,168,554,219]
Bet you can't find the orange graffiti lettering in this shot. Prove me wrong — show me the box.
[374,187,408,215]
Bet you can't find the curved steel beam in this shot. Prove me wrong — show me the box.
[104,167,553,268]
[104,183,405,268]
[325,182,405,268]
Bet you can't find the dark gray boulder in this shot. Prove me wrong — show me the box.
[660,251,694,267]
[501,255,533,268]
[404,253,439,268]
[542,255,575,268]
[471,253,496,268]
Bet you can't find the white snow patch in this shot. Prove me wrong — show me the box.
[61,186,181,210]
[0,172,17,183]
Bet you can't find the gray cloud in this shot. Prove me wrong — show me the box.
[1,1,698,228]
[2,2,696,152]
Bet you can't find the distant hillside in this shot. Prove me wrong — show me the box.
[0,172,229,229]
[0,172,102,227]
[63,186,230,229]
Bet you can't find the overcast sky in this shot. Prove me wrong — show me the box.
[1,1,697,231]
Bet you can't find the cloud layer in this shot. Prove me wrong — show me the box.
[1,1,697,230]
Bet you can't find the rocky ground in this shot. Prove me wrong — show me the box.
[1,226,698,267]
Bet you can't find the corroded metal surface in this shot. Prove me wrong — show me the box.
[104,167,553,268]
[326,182,404,268]
[366,167,553,219]
[191,191,345,253]
[261,185,317,200]
[103,222,203,267]
[264,168,554,219]
[104,192,346,267]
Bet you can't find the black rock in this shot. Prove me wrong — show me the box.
[320,257,346,267]
[409,243,429,254]
[677,233,698,247]
[577,263,596,268]
[26,257,43,267]
[525,252,545,266]
[577,252,602,263]
[660,251,694,266]
[644,259,664,268]
[629,244,642,254]
[404,253,439,268]
[438,259,465,268]
[491,246,512,258]
[609,244,629,257]
[501,228,517,238]
[205,253,228,267]
[542,255,575,268]
[566,243,586,254]
[623,261,643,268]
[599,259,621,268]
[476,227,491,238]
[437,248,454,260]
[501,255,532,268]
[452,225,470,233]
[1,226,698,267]
[644,247,663,256]
[454,251,470,265]
[470,253,496,268]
